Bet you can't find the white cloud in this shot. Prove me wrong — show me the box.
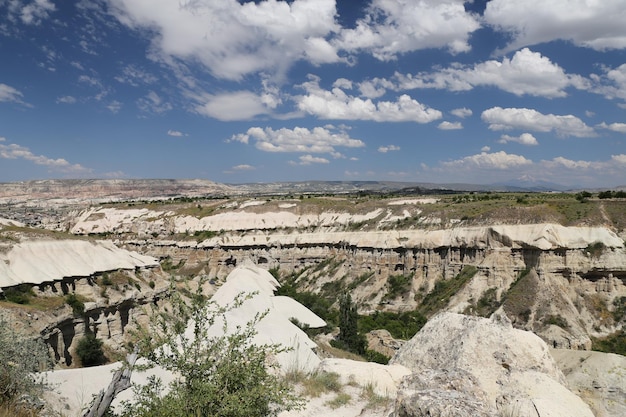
[481,107,596,138]
[192,91,270,121]
[231,164,256,171]
[0,139,92,174]
[451,107,472,118]
[228,125,364,155]
[335,0,480,59]
[0,83,29,106]
[56,96,77,104]
[115,64,157,86]
[484,0,626,52]
[106,100,122,113]
[442,151,533,170]
[167,129,187,137]
[597,122,626,133]
[290,155,330,165]
[429,151,626,188]
[9,0,56,25]
[497,133,539,146]
[394,48,587,98]
[137,91,171,114]
[438,121,462,130]
[297,75,442,123]
[378,145,400,153]
[590,63,626,103]
[106,0,341,81]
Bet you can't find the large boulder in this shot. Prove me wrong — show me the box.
[390,312,594,417]
[551,349,626,417]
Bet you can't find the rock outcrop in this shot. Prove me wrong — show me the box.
[0,239,158,287]
[390,312,595,417]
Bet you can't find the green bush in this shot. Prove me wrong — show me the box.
[0,315,51,409]
[359,310,426,340]
[115,292,303,417]
[1,284,35,305]
[75,333,106,367]
[65,293,85,316]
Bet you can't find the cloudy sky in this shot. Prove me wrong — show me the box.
[1,0,625,188]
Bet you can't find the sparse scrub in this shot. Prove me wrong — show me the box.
[592,329,626,356]
[418,266,477,317]
[384,274,412,300]
[326,392,351,409]
[502,268,537,324]
[361,383,390,410]
[0,315,51,413]
[585,241,606,258]
[544,314,569,329]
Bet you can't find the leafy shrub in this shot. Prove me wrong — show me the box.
[385,274,412,300]
[1,284,35,305]
[359,310,426,340]
[585,241,606,258]
[115,292,302,417]
[65,293,85,316]
[75,332,106,367]
[0,315,51,410]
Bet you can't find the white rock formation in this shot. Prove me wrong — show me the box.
[551,349,626,417]
[390,312,595,417]
[0,240,158,288]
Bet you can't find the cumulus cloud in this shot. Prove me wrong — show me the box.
[451,107,472,118]
[597,122,626,133]
[394,48,587,98]
[228,125,364,155]
[484,0,626,52]
[481,107,596,138]
[290,155,330,165]
[378,145,400,153]
[590,63,626,104]
[438,121,462,130]
[192,91,272,121]
[429,151,626,188]
[106,0,341,81]
[0,138,92,174]
[335,0,480,59]
[497,133,539,146]
[442,151,533,170]
[297,75,442,123]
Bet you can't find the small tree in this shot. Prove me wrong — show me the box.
[115,289,303,417]
[337,292,366,354]
[0,315,51,411]
[76,332,106,367]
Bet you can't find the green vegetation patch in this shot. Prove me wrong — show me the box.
[502,268,537,324]
[592,329,626,356]
[418,265,477,317]
[1,284,35,305]
[359,310,426,340]
[384,274,412,300]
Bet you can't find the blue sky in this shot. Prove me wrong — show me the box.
[1,0,625,188]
